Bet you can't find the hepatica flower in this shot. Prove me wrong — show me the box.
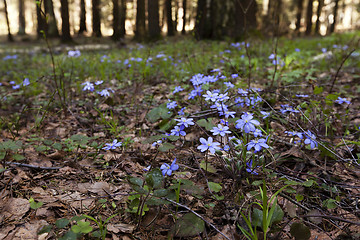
[280,104,300,114]
[235,113,260,133]
[173,86,184,94]
[197,137,221,154]
[211,124,231,137]
[81,81,94,91]
[167,100,177,109]
[170,126,186,136]
[160,158,179,176]
[247,138,269,153]
[246,159,258,175]
[175,117,194,129]
[203,90,219,102]
[224,82,234,88]
[260,111,270,119]
[22,78,30,86]
[103,139,122,150]
[335,97,350,105]
[304,130,318,149]
[68,50,81,57]
[97,88,113,97]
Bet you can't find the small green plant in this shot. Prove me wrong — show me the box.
[83,214,117,240]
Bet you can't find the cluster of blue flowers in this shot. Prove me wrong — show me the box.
[81,80,114,97]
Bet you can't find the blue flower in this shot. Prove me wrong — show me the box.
[175,117,194,129]
[68,50,81,57]
[190,74,205,86]
[81,81,95,91]
[178,107,186,116]
[253,129,263,137]
[170,126,186,136]
[95,80,103,85]
[167,100,177,109]
[247,138,269,153]
[260,111,270,119]
[224,82,234,88]
[210,124,231,137]
[246,159,258,175]
[152,140,162,147]
[197,137,221,154]
[335,97,350,105]
[238,89,248,96]
[304,130,318,149]
[97,88,113,97]
[203,90,219,102]
[173,86,184,94]
[285,131,303,139]
[12,85,20,90]
[223,145,230,151]
[296,94,309,98]
[235,113,260,133]
[160,158,179,176]
[188,86,203,99]
[22,78,30,86]
[219,109,236,119]
[103,139,122,150]
[280,104,300,114]
[231,74,239,78]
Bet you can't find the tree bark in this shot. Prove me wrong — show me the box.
[18,0,26,35]
[135,0,146,41]
[295,0,304,33]
[329,0,339,33]
[314,0,323,34]
[36,0,46,39]
[166,0,174,36]
[120,0,126,37]
[92,0,102,37]
[194,0,206,39]
[112,0,120,40]
[60,0,72,42]
[44,0,59,37]
[3,0,13,41]
[305,0,313,35]
[233,0,258,39]
[148,0,161,40]
[181,0,186,34]
[79,0,87,34]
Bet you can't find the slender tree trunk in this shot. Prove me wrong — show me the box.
[135,0,146,41]
[120,0,126,37]
[315,0,323,34]
[233,0,258,39]
[329,0,339,33]
[295,0,304,33]
[181,0,186,34]
[3,0,13,41]
[112,0,120,40]
[174,0,179,32]
[60,0,72,42]
[194,0,206,39]
[79,0,87,34]
[44,0,59,37]
[92,0,102,37]
[18,0,26,35]
[148,0,161,40]
[305,0,313,35]
[36,0,46,39]
[166,0,174,36]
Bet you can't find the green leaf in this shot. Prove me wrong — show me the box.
[200,160,217,173]
[252,180,263,186]
[251,208,263,228]
[38,225,52,235]
[290,222,311,240]
[145,169,164,189]
[71,215,86,222]
[313,86,323,95]
[29,197,43,209]
[158,142,175,152]
[153,189,169,197]
[302,180,315,187]
[322,199,337,209]
[52,142,63,150]
[71,221,93,234]
[269,204,284,226]
[55,218,70,229]
[196,118,215,131]
[296,194,304,202]
[146,104,172,123]
[12,154,25,161]
[169,213,205,237]
[59,231,79,240]
[208,182,222,193]
[128,177,143,186]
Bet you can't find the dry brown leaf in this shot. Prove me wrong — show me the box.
[107,223,135,234]
[88,182,111,195]
[4,220,48,240]
[1,198,30,222]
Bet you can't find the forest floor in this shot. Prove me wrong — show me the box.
[0,32,359,240]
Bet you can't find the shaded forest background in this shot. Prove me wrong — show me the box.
[0,0,360,42]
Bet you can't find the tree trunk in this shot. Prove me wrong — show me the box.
[92,0,102,37]
[44,0,59,37]
[148,0,161,40]
[36,0,46,39]
[3,0,13,41]
[329,0,339,33]
[60,0,72,42]
[295,0,304,33]
[305,0,313,35]
[120,0,126,37]
[194,0,207,39]
[166,0,174,36]
[135,0,146,41]
[233,0,258,39]
[79,0,87,34]
[181,0,186,34]
[314,0,323,34]
[18,0,26,35]
[112,0,120,40]
[174,0,179,32]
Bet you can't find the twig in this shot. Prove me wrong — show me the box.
[162,197,232,240]
[300,214,360,226]
[5,161,62,170]
[329,49,355,93]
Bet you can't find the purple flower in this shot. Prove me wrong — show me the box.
[22,78,30,86]
[160,158,179,176]
[190,74,205,86]
[197,137,221,154]
[203,90,219,102]
[97,88,113,97]
[152,140,162,147]
[68,50,81,57]
[260,111,270,119]
[224,82,234,88]
[247,138,269,153]
[285,131,303,139]
[335,97,350,105]
[12,85,20,90]
[296,94,309,98]
[231,74,239,78]
[81,81,94,91]
[95,80,103,85]
[223,145,230,151]
[238,89,248,96]
[188,86,203,99]
[210,124,231,137]
[175,117,194,129]
[103,139,122,150]
[173,86,184,94]
[167,100,177,109]
[235,113,260,133]
[246,159,258,175]
[280,104,300,114]
[178,107,186,116]
[219,109,236,118]
[253,129,263,137]
[304,130,318,149]
[170,126,186,136]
